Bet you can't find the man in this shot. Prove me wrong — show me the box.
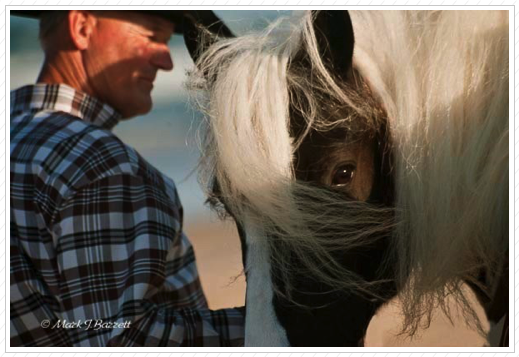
[10,10,244,347]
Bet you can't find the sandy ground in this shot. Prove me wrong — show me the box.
[186,220,491,347]
[185,219,246,309]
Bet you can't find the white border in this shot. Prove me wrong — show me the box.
[5,5,515,353]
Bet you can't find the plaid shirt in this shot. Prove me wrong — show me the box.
[10,84,244,347]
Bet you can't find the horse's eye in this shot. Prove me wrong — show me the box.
[331,164,356,186]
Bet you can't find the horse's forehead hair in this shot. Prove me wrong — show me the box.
[295,130,376,181]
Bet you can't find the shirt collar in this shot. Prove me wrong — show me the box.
[10,83,122,130]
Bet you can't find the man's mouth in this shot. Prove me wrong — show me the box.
[139,76,155,88]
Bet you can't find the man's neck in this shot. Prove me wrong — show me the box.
[37,52,96,98]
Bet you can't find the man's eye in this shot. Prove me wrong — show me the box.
[331,164,356,186]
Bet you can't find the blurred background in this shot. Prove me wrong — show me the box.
[10,10,491,346]
[10,10,291,310]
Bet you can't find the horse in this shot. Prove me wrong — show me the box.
[182,10,509,346]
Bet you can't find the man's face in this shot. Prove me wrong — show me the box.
[84,11,174,118]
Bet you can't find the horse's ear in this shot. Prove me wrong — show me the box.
[182,10,235,65]
[310,10,355,80]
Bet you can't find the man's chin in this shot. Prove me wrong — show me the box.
[120,98,153,119]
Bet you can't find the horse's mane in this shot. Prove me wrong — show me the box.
[188,10,508,334]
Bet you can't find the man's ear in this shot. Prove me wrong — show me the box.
[68,11,96,50]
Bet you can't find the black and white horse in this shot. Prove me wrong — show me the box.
[183,10,509,346]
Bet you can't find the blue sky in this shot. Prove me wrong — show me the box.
[10,11,291,226]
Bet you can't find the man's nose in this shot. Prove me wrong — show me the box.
[151,45,174,71]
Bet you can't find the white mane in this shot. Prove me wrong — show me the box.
[351,10,509,328]
[189,10,509,333]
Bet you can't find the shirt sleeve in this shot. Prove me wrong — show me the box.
[51,172,245,347]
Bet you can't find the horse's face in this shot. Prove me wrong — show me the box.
[184,10,394,346]
[255,11,393,344]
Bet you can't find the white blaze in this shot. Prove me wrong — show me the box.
[244,226,290,347]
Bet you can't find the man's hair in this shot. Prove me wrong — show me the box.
[39,11,69,52]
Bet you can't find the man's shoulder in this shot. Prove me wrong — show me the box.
[11,109,141,188]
